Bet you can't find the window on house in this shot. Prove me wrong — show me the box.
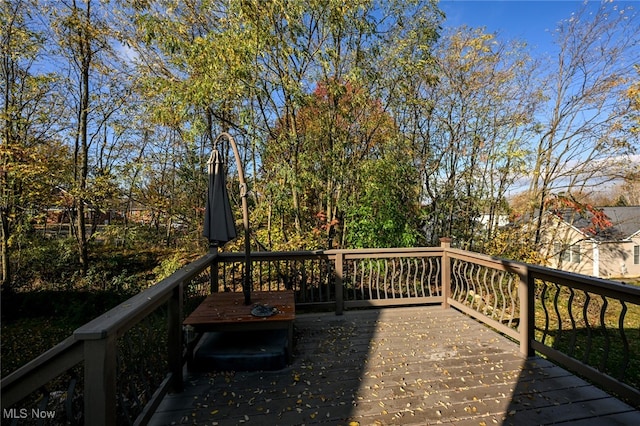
[634,245,639,265]
[571,245,581,263]
[556,242,581,264]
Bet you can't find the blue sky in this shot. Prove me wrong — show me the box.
[438,0,635,54]
[439,1,640,194]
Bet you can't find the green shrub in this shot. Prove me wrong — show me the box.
[10,238,79,291]
[152,250,191,281]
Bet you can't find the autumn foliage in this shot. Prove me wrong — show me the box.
[545,193,614,236]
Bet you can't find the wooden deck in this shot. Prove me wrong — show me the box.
[149,306,640,425]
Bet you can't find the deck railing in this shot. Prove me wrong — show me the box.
[1,253,215,426]
[2,244,639,425]
[214,247,444,312]
[441,246,640,404]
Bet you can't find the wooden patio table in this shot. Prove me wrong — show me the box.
[183,290,295,363]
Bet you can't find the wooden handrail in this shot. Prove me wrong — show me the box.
[527,263,640,303]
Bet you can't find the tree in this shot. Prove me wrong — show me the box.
[120,0,257,249]
[251,1,442,248]
[630,65,640,133]
[263,78,413,249]
[344,148,421,248]
[246,0,390,240]
[528,1,640,245]
[1,0,70,289]
[48,0,130,272]
[397,26,538,248]
[124,0,444,251]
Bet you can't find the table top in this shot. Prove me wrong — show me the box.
[183,291,295,326]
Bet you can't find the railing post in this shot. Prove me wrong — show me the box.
[518,266,535,357]
[83,334,117,426]
[168,282,184,392]
[440,238,452,309]
[335,251,344,315]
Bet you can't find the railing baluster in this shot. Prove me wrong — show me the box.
[419,258,426,298]
[540,282,551,345]
[368,259,374,300]
[437,257,441,296]
[353,259,359,300]
[599,295,611,371]
[383,259,389,299]
[495,270,504,323]
[375,260,381,300]
[503,273,510,324]
[582,290,593,364]
[359,259,363,300]
[567,287,577,357]
[475,263,483,311]
[391,258,397,299]
[406,257,412,297]
[307,259,313,302]
[65,375,78,423]
[465,261,474,308]
[428,258,433,298]
[399,258,406,298]
[553,284,563,347]
[482,267,490,315]
[507,274,516,328]
[414,258,420,297]
[618,301,629,381]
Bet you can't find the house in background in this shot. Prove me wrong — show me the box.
[539,206,640,279]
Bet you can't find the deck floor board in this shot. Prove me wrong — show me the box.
[149,305,639,425]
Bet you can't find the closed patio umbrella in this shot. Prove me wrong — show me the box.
[203,149,237,246]
[205,133,252,305]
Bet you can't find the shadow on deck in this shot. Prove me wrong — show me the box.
[149,306,640,425]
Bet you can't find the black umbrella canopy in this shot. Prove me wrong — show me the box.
[203,149,237,246]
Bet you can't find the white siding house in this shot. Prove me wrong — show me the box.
[539,207,640,279]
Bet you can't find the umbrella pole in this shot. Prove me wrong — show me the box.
[215,132,252,305]
[209,243,219,293]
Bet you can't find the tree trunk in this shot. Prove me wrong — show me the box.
[75,0,92,274]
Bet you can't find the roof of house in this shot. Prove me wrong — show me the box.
[554,206,640,241]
